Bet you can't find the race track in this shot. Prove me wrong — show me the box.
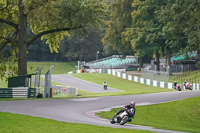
[50,74,123,93]
[1,91,200,133]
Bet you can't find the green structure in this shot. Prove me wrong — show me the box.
[8,74,34,88]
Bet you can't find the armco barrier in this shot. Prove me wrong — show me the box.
[0,87,36,98]
[68,69,200,90]
[106,69,199,90]
[0,88,12,98]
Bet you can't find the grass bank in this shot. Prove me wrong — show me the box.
[97,96,200,133]
[169,70,200,83]
[73,73,175,97]
[27,61,76,74]
[0,112,154,133]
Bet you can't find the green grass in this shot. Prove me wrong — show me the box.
[0,112,154,133]
[27,61,76,74]
[73,73,175,97]
[169,70,200,83]
[97,96,200,133]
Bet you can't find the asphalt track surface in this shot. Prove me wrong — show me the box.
[1,91,200,133]
[0,91,200,133]
[50,74,123,93]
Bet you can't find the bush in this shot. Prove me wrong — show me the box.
[196,61,200,69]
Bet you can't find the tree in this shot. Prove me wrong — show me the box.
[0,0,106,77]
[156,0,200,73]
[59,27,103,61]
[129,0,200,72]
[158,0,187,68]
[27,39,58,61]
[124,0,165,71]
[102,0,134,55]
[179,0,200,52]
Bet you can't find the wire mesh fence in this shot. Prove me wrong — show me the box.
[33,66,43,88]
[173,77,200,85]
[141,68,169,82]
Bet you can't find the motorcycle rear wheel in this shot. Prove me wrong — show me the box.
[120,116,129,125]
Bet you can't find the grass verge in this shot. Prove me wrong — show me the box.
[27,61,76,74]
[97,96,200,133]
[169,70,200,83]
[73,73,175,97]
[0,112,154,133]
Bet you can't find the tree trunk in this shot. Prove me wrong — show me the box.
[18,0,27,75]
[138,56,143,71]
[155,52,160,71]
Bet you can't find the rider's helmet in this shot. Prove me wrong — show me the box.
[130,101,135,108]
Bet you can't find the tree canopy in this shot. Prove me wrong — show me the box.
[102,0,134,55]
[102,0,200,71]
[0,0,107,78]
[1,0,200,78]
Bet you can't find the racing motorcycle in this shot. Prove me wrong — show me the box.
[175,84,181,91]
[184,82,192,90]
[110,108,133,125]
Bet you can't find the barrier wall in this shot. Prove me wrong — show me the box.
[0,87,37,98]
[106,69,199,90]
[68,69,200,90]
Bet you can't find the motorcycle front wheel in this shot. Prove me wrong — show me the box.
[110,116,117,124]
[110,119,115,124]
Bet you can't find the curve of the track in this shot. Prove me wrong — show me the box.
[0,91,200,133]
[49,74,122,93]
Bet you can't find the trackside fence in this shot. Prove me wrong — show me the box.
[68,69,200,90]
[0,87,37,98]
[53,85,78,97]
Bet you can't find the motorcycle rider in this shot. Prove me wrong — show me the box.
[115,101,136,122]
[174,81,177,89]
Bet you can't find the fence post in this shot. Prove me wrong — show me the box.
[44,65,54,98]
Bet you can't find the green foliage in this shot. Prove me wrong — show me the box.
[196,61,200,69]
[0,78,7,88]
[102,44,118,57]
[127,0,165,58]
[97,96,200,133]
[0,0,107,76]
[59,27,103,61]
[104,0,200,65]
[102,0,134,55]
[157,0,187,54]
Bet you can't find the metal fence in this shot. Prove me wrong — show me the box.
[34,66,43,88]
[52,85,78,97]
[171,64,198,73]
[44,65,54,98]
[141,68,169,82]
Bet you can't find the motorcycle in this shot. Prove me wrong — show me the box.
[175,84,181,91]
[110,108,133,125]
[184,82,192,90]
